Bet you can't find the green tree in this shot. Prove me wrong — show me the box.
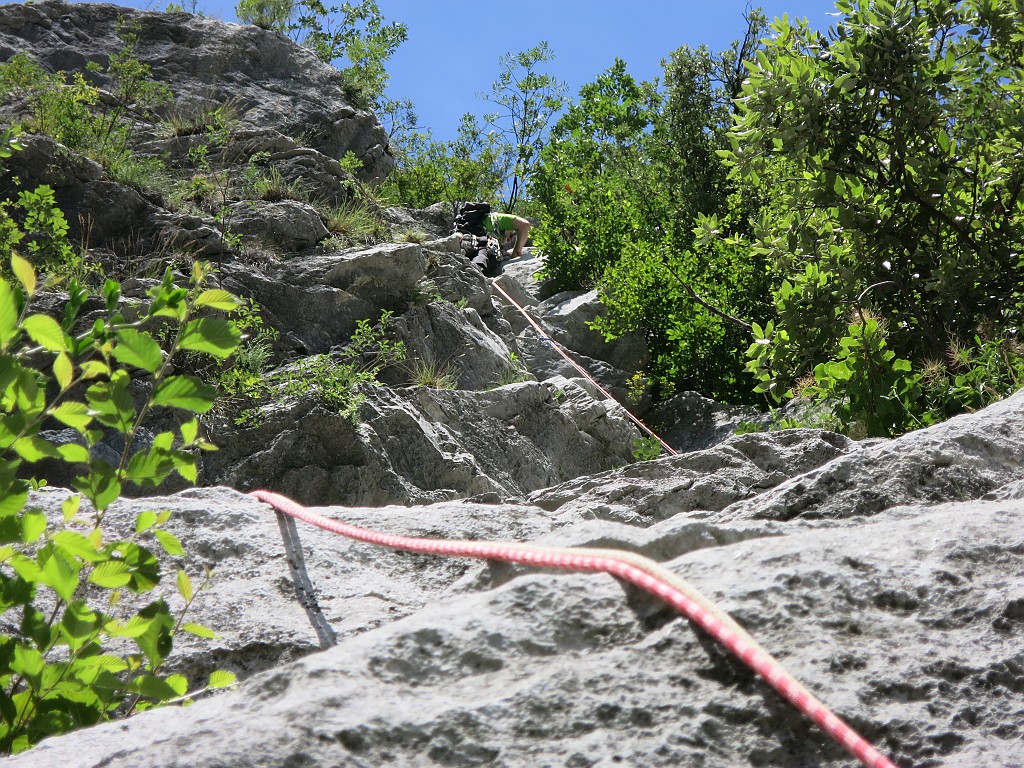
[483,42,568,212]
[382,113,505,209]
[726,0,1024,431]
[235,0,293,30]
[532,11,772,402]
[236,0,407,110]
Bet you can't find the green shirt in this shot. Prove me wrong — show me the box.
[485,212,517,235]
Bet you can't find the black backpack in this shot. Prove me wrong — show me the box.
[453,201,491,236]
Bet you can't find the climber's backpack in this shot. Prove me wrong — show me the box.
[453,201,491,236]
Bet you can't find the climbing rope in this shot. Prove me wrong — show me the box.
[489,279,678,456]
[251,489,898,768]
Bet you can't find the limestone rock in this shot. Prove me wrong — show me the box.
[715,386,1024,522]
[224,199,328,252]
[529,428,854,525]
[649,390,770,453]
[383,202,452,240]
[0,0,393,179]
[201,377,642,506]
[382,301,523,391]
[12,493,1024,768]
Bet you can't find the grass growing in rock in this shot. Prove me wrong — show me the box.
[230,311,406,426]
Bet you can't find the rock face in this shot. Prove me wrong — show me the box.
[202,377,641,506]
[0,0,393,179]
[4,5,1024,767]
[11,393,1024,768]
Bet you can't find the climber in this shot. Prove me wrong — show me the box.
[484,212,531,260]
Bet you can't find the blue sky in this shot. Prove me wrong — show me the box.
[126,0,838,141]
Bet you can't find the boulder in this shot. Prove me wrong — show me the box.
[201,377,642,506]
[224,199,328,252]
[382,301,523,391]
[649,390,770,453]
[383,202,452,240]
[488,276,649,409]
[715,386,1024,523]
[11,489,1024,768]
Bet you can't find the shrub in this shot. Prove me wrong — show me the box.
[0,255,242,754]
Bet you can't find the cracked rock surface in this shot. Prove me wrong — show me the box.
[13,392,1024,768]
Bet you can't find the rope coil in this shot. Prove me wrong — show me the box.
[251,489,898,768]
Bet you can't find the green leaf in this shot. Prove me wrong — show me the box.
[0,280,19,349]
[20,509,46,543]
[11,645,44,687]
[72,654,128,674]
[112,329,164,374]
[135,510,158,534]
[125,446,175,487]
[151,375,220,413]
[61,494,81,523]
[195,289,241,311]
[104,615,153,639]
[134,600,174,668]
[128,673,180,701]
[176,569,193,602]
[39,548,79,602]
[85,378,135,433]
[175,459,198,484]
[9,553,44,582]
[56,442,90,464]
[165,673,189,696]
[154,529,184,557]
[11,252,36,298]
[23,313,70,353]
[60,600,100,646]
[52,530,103,562]
[12,435,61,462]
[89,560,133,588]
[51,402,93,431]
[180,419,199,444]
[73,460,121,513]
[176,318,241,359]
[181,622,217,639]
[207,669,237,689]
[53,352,74,390]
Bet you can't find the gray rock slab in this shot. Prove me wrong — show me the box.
[13,498,1024,768]
[529,429,854,525]
[715,386,1024,523]
[0,0,393,179]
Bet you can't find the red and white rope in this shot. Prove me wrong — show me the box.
[251,490,898,768]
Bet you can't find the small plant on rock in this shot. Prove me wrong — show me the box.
[233,311,405,425]
[631,435,664,461]
[408,357,458,390]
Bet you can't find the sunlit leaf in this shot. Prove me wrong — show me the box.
[195,289,241,311]
[11,252,36,297]
[207,670,237,688]
[154,529,184,557]
[176,569,193,602]
[52,352,74,390]
[23,313,70,353]
[89,560,133,588]
[177,318,241,359]
[181,622,217,639]
[152,375,219,413]
[51,402,92,431]
[112,329,164,374]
